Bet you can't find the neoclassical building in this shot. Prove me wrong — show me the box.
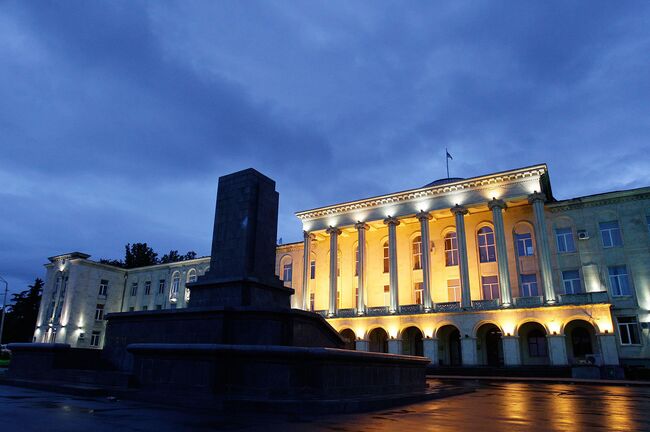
[34,164,650,369]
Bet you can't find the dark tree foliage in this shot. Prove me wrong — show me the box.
[100,244,198,268]
[2,278,43,343]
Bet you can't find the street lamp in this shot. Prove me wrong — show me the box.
[0,275,8,346]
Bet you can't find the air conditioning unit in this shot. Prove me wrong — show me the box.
[577,230,590,240]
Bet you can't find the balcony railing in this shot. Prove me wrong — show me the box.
[400,304,424,314]
[513,296,544,308]
[435,302,461,312]
[558,291,609,305]
[367,306,390,316]
[471,299,499,310]
[337,308,357,318]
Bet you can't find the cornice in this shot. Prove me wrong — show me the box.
[296,164,547,221]
[548,191,650,213]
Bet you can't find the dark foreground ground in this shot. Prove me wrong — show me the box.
[0,379,648,431]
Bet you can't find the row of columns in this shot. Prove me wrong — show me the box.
[357,333,620,366]
[302,192,556,316]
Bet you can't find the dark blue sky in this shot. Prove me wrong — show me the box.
[1,1,649,295]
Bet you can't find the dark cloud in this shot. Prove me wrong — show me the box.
[1,1,649,295]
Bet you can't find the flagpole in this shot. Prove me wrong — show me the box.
[446,147,450,179]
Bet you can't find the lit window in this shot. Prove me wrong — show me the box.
[130,282,138,296]
[527,330,548,357]
[600,221,623,248]
[520,274,538,297]
[94,304,105,321]
[481,275,499,300]
[144,281,151,295]
[608,265,631,296]
[515,233,534,257]
[556,228,576,253]
[310,259,316,279]
[383,285,390,306]
[282,261,293,287]
[354,245,359,276]
[444,232,459,266]
[562,270,582,294]
[414,282,423,304]
[383,242,389,273]
[90,331,101,347]
[98,280,108,297]
[412,236,422,270]
[309,293,315,311]
[158,279,165,294]
[170,273,180,301]
[478,227,496,263]
[618,316,640,345]
[447,279,460,302]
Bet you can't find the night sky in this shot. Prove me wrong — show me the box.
[1,2,649,295]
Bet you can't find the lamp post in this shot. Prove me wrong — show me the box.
[0,276,8,346]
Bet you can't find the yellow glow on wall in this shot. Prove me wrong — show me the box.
[353,212,369,223]
[388,326,399,339]
[501,320,516,336]
[547,319,561,335]
[423,326,434,338]
[354,326,366,339]
[597,316,614,334]
[485,188,505,200]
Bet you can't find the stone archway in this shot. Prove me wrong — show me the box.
[518,322,549,366]
[402,326,424,356]
[339,329,356,350]
[564,320,598,364]
[368,328,388,353]
[476,323,503,366]
[437,325,462,366]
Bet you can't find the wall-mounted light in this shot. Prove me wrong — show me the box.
[604,329,609,334]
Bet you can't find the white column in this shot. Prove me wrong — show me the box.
[598,333,620,365]
[301,231,314,311]
[388,338,402,354]
[384,216,400,314]
[423,338,439,365]
[326,226,341,317]
[488,199,513,307]
[460,337,478,365]
[355,222,369,315]
[529,192,556,304]
[547,335,568,365]
[502,336,521,366]
[451,205,471,308]
[355,339,369,351]
[416,211,434,312]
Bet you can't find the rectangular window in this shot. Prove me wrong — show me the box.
[309,293,315,311]
[562,270,582,294]
[412,238,422,270]
[131,282,138,296]
[94,304,104,321]
[158,279,165,294]
[310,260,316,279]
[144,281,151,295]
[98,279,109,297]
[128,306,135,312]
[478,229,497,263]
[355,247,359,276]
[414,282,423,305]
[600,220,623,248]
[608,265,631,296]
[516,233,534,257]
[383,244,389,273]
[282,263,293,287]
[555,228,576,253]
[384,285,390,306]
[520,274,538,297]
[445,233,459,266]
[481,275,499,300]
[336,290,340,309]
[155,304,162,310]
[447,279,461,302]
[647,215,650,234]
[90,331,101,347]
[528,334,548,357]
[355,287,359,306]
[142,305,148,311]
[618,316,640,345]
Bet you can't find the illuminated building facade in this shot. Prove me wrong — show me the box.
[34,164,650,368]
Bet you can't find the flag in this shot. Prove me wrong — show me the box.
[446,150,453,160]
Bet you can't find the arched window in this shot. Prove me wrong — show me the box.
[478,227,496,263]
[281,257,293,287]
[444,232,459,266]
[383,241,389,273]
[170,271,180,302]
[412,236,422,270]
[186,269,197,283]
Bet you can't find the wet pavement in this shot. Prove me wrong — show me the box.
[1,380,649,431]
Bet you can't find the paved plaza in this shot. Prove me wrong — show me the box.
[1,380,648,431]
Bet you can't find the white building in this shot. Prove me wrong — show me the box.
[34,164,650,368]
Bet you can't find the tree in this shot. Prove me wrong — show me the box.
[3,278,43,343]
[160,250,198,264]
[124,243,158,269]
[99,258,125,268]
